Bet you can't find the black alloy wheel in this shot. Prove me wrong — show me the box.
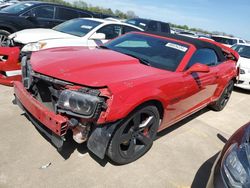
[210,80,234,111]
[107,105,160,165]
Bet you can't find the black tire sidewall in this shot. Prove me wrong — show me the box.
[211,80,234,111]
[107,105,160,165]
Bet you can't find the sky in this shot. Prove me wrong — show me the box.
[68,0,250,40]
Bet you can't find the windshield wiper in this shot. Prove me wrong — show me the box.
[122,53,151,66]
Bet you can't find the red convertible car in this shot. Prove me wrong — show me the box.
[14,32,238,164]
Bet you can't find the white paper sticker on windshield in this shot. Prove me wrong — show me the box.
[165,43,188,52]
[80,25,93,29]
[24,3,33,6]
[139,23,146,26]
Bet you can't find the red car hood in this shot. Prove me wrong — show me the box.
[31,47,164,87]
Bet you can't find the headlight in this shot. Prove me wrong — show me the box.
[21,42,47,52]
[221,143,250,188]
[21,56,33,89]
[57,90,103,118]
[240,69,245,74]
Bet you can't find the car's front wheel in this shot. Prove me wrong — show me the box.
[107,105,160,165]
[210,80,234,111]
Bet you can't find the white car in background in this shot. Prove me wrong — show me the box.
[177,31,198,38]
[232,43,250,90]
[211,35,246,47]
[7,18,143,52]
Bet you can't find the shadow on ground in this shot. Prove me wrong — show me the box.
[233,87,250,94]
[191,152,219,188]
[21,106,213,167]
[191,133,227,188]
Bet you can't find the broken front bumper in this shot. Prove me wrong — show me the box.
[0,47,21,86]
[14,81,122,158]
[14,81,69,148]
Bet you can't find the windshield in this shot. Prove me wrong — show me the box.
[125,19,149,30]
[211,36,237,45]
[0,2,35,14]
[104,33,189,71]
[53,19,102,37]
[232,45,250,59]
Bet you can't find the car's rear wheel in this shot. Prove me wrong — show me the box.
[107,105,160,165]
[210,80,234,111]
[0,30,10,47]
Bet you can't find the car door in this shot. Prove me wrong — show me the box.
[54,7,81,26]
[23,5,56,28]
[88,24,123,47]
[166,48,220,123]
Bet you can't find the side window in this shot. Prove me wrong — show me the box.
[160,23,170,33]
[55,7,79,20]
[239,40,244,43]
[122,26,141,34]
[97,25,122,40]
[147,21,157,32]
[31,6,55,19]
[186,49,218,69]
[78,12,92,18]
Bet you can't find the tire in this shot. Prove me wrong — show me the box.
[210,80,234,111]
[107,105,160,165]
[0,30,11,47]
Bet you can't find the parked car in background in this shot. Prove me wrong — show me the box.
[206,121,250,188]
[177,31,198,38]
[0,1,96,46]
[0,18,143,86]
[0,0,19,9]
[211,35,246,47]
[14,32,238,164]
[232,43,250,90]
[125,18,170,33]
[8,17,143,50]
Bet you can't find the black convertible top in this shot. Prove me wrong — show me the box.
[145,32,226,61]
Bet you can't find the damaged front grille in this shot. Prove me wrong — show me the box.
[21,57,107,120]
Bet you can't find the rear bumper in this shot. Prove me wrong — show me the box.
[14,81,68,137]
[0,47,21,86]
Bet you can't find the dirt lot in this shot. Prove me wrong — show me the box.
[0,84,249,188]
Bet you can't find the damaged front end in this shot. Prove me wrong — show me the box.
[14,56,117,159]
[0,47,22,86]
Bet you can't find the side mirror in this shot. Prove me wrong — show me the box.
[25,14,36,21]
[185,63,210,75]
[89,33,106,40]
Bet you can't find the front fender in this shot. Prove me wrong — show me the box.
[98,84,168,124]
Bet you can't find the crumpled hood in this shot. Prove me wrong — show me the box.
[9,28,77,44]
[31,47,164,87]
[238,56,250,69]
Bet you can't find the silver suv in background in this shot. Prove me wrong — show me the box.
[211,35,246,47]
